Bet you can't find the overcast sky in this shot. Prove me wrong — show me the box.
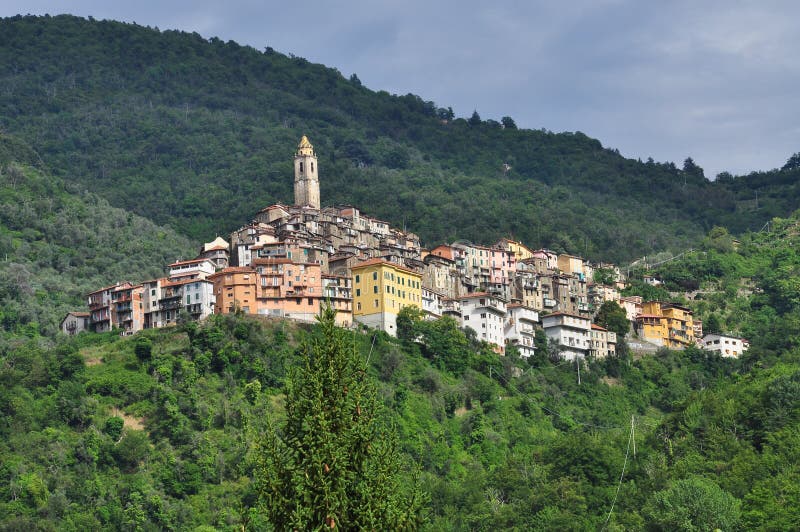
[3,1,799,178]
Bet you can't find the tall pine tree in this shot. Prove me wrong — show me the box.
[255,306,425,530]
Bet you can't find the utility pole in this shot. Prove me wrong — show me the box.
[576,356,581,385]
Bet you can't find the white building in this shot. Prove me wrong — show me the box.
[459,292,508,354]
[142,277,215,328]
[504,304,539,358]
[542,312,591,360]
[702,333,749,358]
[422,287,444,319]
[168,258,217,281]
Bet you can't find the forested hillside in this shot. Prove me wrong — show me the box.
[3,212,800,528]
[0,133,195,343]
[2,14,797,263]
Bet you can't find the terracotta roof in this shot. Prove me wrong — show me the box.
[458,291,490,299]
[591,324,608,331]
[67,311,90,317]
[162,277,210,287]
[208,267,256,279]
[635,314,663,319]
[351,258,419,275]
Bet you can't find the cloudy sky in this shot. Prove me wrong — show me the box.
[3,1,798,177]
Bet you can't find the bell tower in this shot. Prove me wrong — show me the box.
[293,135,320,209]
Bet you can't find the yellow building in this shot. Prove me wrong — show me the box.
[635,301,694,349]
[351,258,422,336]
[496,238,533,261]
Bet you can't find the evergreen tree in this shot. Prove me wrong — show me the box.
[468,110,482,125]
[255,306,425,530]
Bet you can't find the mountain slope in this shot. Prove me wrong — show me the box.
[2,15,794,262]
[0,133,196,340]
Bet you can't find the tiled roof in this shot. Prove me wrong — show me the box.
[351,258,419,275]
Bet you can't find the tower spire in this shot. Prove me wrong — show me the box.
[294,135,320,208]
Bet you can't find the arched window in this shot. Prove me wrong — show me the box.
[299,162,304,172]
[311,162,314,172]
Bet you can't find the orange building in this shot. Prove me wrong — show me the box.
[209,259,352,326]
[209,267,258,314]
[253,258,325,322]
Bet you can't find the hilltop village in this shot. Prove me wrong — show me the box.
[63,137,748,360]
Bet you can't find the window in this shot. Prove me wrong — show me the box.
[372,272,378,281]
[308,298,313,305]
[195,293,200,301]
[374,299,379,307]
[356,288,361,297]
[357,302,362,311]
[299,162,304,172]
[373,286,378,294]
[151,289,156,296]
[355,274,360,283]
[186,296,191,304]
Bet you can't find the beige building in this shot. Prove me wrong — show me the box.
[589,324,617,359]
[557,254,584,276]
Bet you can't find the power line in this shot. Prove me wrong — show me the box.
[602,416,634,531]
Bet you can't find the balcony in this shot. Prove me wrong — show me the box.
[161,299,182,310]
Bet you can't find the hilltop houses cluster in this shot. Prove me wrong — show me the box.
[62,137,748,359]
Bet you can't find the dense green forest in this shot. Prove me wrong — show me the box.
[1,14,798,263]
[2,214,800,529]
